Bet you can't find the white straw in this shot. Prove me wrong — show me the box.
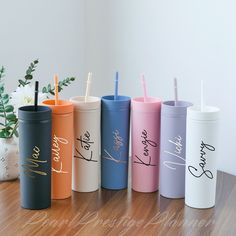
[201,80,204,112]
[174,78,178,106]
[85,72,92,103]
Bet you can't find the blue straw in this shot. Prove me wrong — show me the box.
[114,71,119,100]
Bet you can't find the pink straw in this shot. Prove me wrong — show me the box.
[141,74,148,102]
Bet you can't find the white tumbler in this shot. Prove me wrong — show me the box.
[70,96,101,192]
[185,106,220,209]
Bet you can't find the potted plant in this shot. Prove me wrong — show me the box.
[0,60,76,181]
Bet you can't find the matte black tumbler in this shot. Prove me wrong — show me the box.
[18,105,52,209]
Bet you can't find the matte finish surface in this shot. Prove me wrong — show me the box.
[159,101,192,198]
[101,95,131,190]
[18,105,52,209]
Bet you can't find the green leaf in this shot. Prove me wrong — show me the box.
[24,74,33,80]
[5,126,12,130]
[0,86,4,94]
[47,84,51,90]
[4,130,10,137]
[6,121,16,126]
[3,97,9,104]
[42,87,47,93]
[0,131,7,138]
[0,66,5,80]
[5,105,14,112]
[26,69,31,75]
[18,79,26,86]
[2,94,9,99]
[6,114,16,120]
[34,60,39,64]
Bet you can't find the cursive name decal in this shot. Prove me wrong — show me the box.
[113,129,124,151]
[164,135,185,170]
[102,129,127,164]
[22,146,47,178]
[52,134,69,174]
[103,149,126,163]
[74,131,97,162]
[188,141,215,179]
[134,129,157,166]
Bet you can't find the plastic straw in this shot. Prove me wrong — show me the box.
[34,81,39,111]
[174,78,178,106]
[114,72,119,100]
[85,72,92,103]
[141,74,148,102]
[201,80,204,112]
[54,75,59,105]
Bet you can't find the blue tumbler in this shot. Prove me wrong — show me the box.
[101,95,131,189]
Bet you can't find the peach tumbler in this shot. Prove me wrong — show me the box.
[70,96,101,192]
[42,99,73,199]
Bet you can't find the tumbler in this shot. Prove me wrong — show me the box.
[18,105,52,209]
[131,97,161,192]
[185,106,220,208]
[101,95,131,190]
[159,100,192,198]
[70,96,101,192]
[42,99,73,199]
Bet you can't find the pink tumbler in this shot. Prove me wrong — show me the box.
[131,97,161,192]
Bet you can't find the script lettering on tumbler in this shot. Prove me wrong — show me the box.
[113,129,124,151]
[102,129,127,164]
[134,129,157,166]
[164,135,185,170]
[74,131,97,162]
[52,134,69,174]
[22,146,47,178]
[188,141,215,179]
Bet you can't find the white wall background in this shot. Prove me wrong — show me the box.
[0,0,85,97]
[0,0,235,175]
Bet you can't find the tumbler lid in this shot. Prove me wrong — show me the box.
[162,100,193,117]
[18,105,51,121]
[187,106,220,121]
[42,99,73,114]
[70,96,101,111]
[131,97,161,112]
[102,95,130,111]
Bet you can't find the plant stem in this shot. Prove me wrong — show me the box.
[0,94,7,127]
[10,121,18,138]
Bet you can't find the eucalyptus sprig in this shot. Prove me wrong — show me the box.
[0,67,18,138]
[18,60,39,87]
[42,77,76,95]
[0,59,76,139]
